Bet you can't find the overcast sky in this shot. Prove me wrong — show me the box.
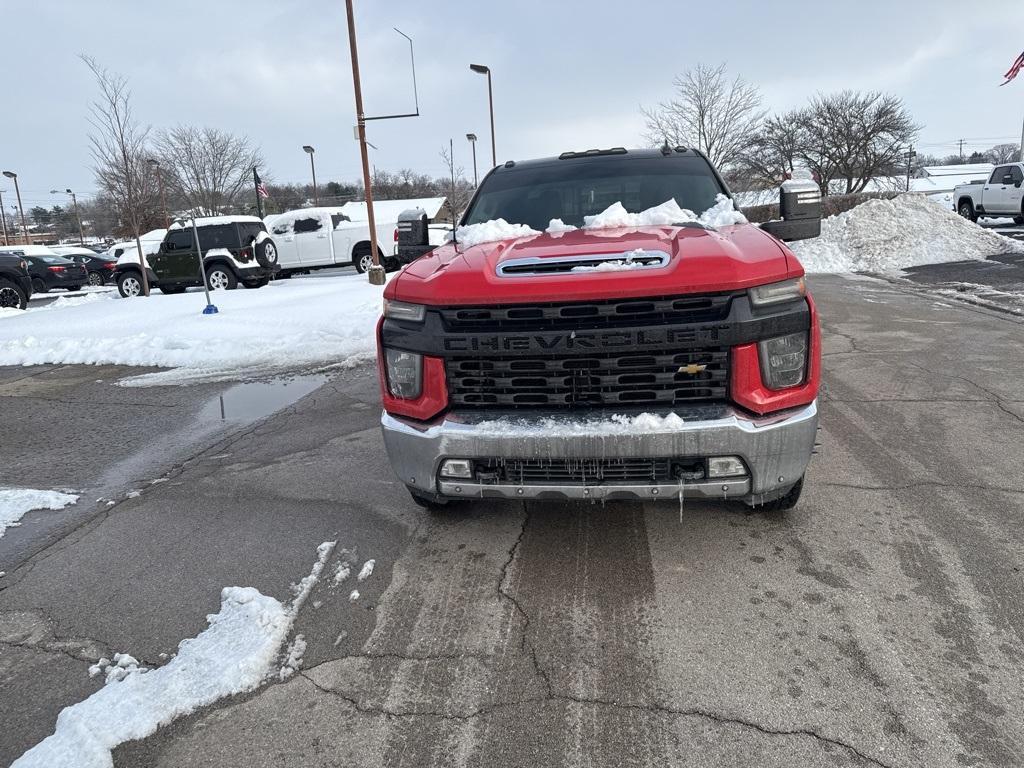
[2,0,1024,209]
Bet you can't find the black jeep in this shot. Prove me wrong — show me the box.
[0,253,33,310]
[115,216,279,298]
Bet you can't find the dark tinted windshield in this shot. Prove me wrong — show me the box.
[463,154,726,230]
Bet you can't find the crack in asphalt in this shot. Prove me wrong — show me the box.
[0,638,100,665]
[903,360,1024,427]
[297,672,895,768]
[495,504,554,698]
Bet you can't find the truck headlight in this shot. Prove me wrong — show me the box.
[759,332,807,389]
[749,278,805,307]
[383,299,426,322]
[385,349,422,399]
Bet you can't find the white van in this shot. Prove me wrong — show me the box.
[266,207,396,274]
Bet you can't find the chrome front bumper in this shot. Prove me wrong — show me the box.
[381,401,818,505]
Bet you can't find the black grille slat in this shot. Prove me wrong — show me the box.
[446,346,729,408]
[440,293,735,332]
[478,458,676,484]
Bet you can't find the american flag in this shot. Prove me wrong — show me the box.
[1002,50,1024,85]
[254,168,269,199]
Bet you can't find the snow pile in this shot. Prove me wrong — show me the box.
[13,542,337,768]
[13,587,292,768]
[0,274,386,386]
[583,195,746,230]
[790,194,1024,273]
[454,218,541,247]
[88,654,147,684]
[0,488,78,538]
[546,218,577,234]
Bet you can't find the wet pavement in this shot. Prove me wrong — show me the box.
[2,275,1024,767]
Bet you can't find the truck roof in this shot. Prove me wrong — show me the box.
[492,146,703,172]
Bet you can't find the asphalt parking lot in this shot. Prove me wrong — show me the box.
[2,273,1023,767]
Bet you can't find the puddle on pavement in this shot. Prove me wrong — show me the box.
[200,375,328,423]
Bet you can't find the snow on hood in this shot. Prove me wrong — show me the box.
[582,195,746,230]
[453,196,747,248]
[790,194,1024,273]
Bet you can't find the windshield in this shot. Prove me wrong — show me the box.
[462,154,727,231]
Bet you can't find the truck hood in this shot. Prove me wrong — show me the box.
[388,224,801,305]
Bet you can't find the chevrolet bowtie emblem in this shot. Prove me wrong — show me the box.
[678,363,707,375]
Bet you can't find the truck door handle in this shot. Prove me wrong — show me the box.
[317,234,327,238]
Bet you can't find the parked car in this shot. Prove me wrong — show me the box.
[114,216,278,297]
[953,163,1024,223]
[0,253,32,310]
[378,147,822,512]
[24,254,89,293]
[266,207,397,275]
[51,246,118,286]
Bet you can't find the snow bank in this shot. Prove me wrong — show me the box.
[13,542,337,768]
[0,488,78,538]
[0,274,386,386]
[454,218,541,247]
[790,194,1024,273]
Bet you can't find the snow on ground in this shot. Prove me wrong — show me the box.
[0,274,386,386]
[12,541,338,768]
[357,559,375,582]
[0,488,79,538]
[790,194,1024,273]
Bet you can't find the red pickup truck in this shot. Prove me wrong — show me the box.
[378,147,822,512]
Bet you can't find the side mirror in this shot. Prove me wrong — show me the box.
[761,180,822,242]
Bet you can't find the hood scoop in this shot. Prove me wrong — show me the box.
[496,249,670,277]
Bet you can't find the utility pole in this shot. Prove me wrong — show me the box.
[958,138,965,161]
[1020,115,1024,162]
[344,0,385,285]
[68,190,85,244]
[904,145,917,192]
[0,190,8,246]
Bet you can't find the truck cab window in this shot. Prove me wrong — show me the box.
[293,217,323,234]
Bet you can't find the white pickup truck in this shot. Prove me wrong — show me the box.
[953,163,1024,224]
[266,207,397,275]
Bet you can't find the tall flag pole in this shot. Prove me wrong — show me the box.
[1001,50,1024,161]
[253,167,269,218]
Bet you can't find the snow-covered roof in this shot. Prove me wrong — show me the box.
[0,244,62,256]
[340,197,447,222]
[920,163,993,178]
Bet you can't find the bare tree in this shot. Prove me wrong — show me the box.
[439,145,474,218]
[154,126,264,215]
[642,63,765,168]
[81,55,158,293]
[793,91,919,195]
[738,113,802,189]
[986,143,1021,164]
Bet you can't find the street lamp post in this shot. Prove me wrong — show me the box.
[469,64,496,168]
[466,133,478,186]
[2,171,30,245]
[148,159,169,227]
[303,145,319,207]
[0,190,8,246]
[51,188,86,244]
